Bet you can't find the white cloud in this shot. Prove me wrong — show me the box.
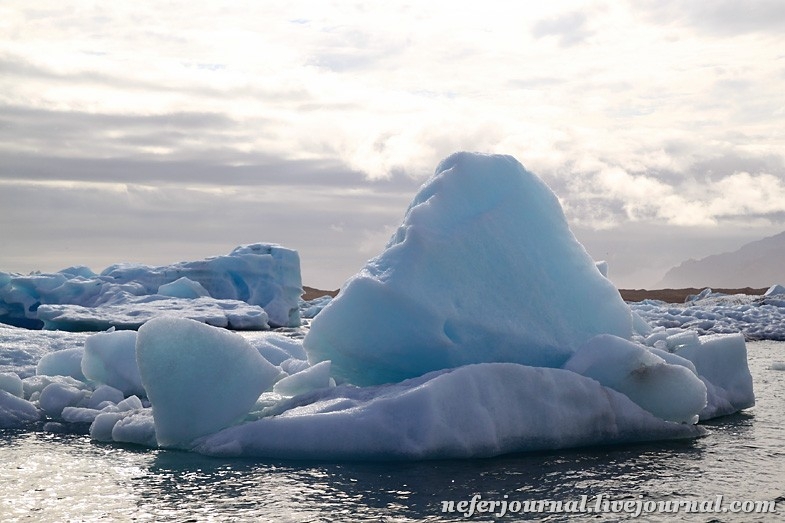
[708,172,785,217]
[2,0,785,286]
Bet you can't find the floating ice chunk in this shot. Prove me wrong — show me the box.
[112,409,157,447]
[62,406,103,424]
[87,396,147,441]
[43,421,71,433]
[116,395,144,412]
[686,288,714,302]
[300,295,333,319]
[273,361,333,397]
[665,331,700,352]
[82,330,144,397]
[675,333,754,419]
[87,384,125,408]
[90,411,130,442]
[645,329,669,346]
[36,347,86,381]
[195,363,702,460]
[280,358,311,375]
[246,333,308,365]
[631,310,653,337]
[157,277,210,299]
[136,318,281,449]
[305,153,632,385]
[82,405,156,446]
[0,372,23,397]
[563,334,707,424]
[764,284,785,297]
[649,347,698,375]
[23,374,88,402]
[0,390,41,428]
[38,382,90,418]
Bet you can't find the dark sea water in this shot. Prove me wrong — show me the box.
[1,341,783,522]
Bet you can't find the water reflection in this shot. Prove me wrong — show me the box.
[122,438,717,521]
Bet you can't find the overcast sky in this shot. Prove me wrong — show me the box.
[2,1,785,289]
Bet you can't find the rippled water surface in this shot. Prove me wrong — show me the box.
[1,341,783,522]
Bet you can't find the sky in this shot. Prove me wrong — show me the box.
[2,0,785,290]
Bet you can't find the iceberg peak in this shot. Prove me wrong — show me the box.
[305,152,632,385]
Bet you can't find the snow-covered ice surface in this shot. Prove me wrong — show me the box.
[37,295,270,331]
[0,326,89,378]
[0,153,763,460]
[0,243,302,330]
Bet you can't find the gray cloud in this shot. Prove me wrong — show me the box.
[635,0,785,35]
[0,52,313,107]
[691,154,785,182]
[0,150,423,195]
[0,104,249,158]
[531,11,593,47]
[0,54,166,92]
[0,150,420,288]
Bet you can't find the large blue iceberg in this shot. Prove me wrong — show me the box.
[304,152,633,385]
[0,153,756,459]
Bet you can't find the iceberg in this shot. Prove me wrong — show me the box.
[305,152,633,386]
[82,330,145,397]
[0,243,303,331]
[194,362,702,460]
[136,317,281,449]
[273,360,333,397]
[102,244,302,327]
[0,153,759,460]
[673,333,755,419]
[764,284,785,297]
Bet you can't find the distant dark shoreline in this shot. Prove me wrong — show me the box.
[620,287,767,303]
[302,286,340,301]
[304,286,769,304]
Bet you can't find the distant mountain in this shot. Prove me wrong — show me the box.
[658,231,785,288]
